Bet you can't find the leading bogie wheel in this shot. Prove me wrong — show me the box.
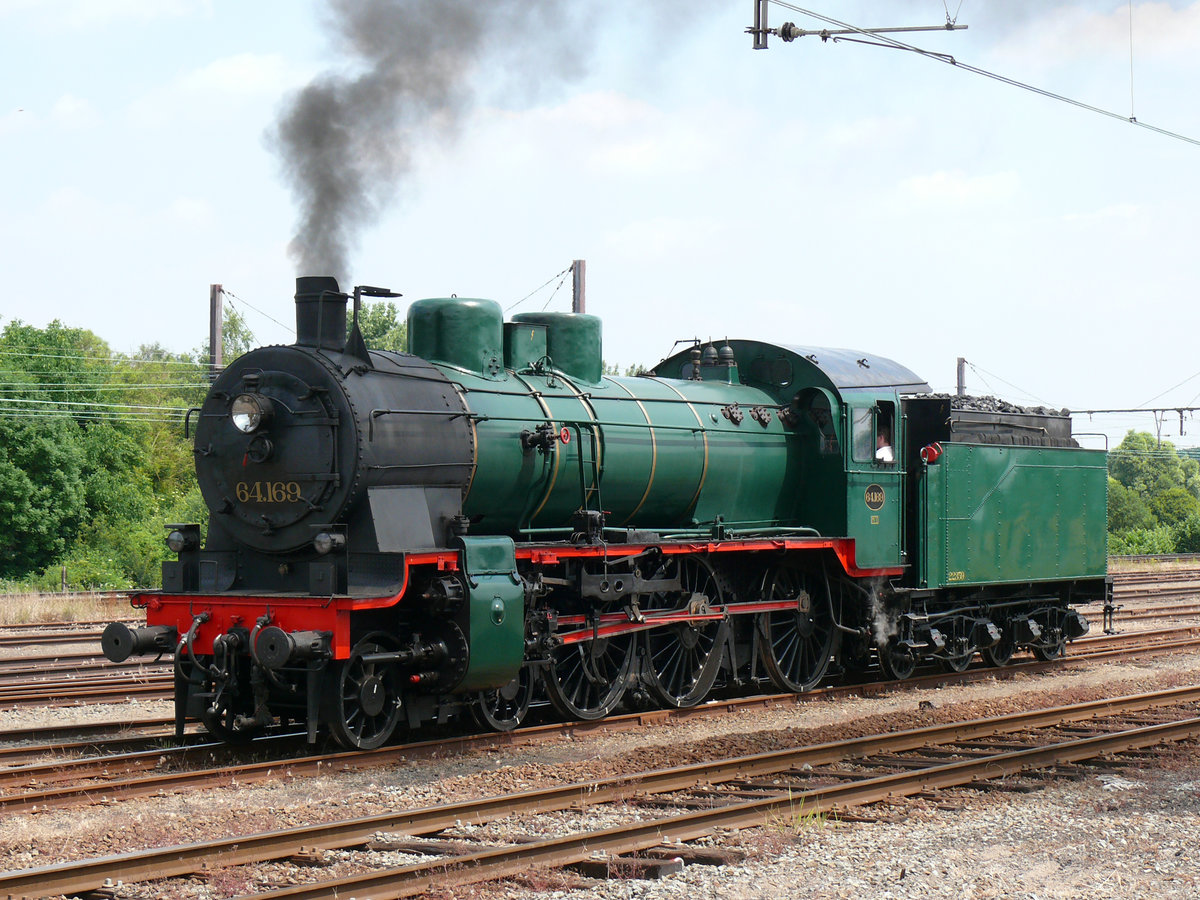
[471,664,534,732]
[323,634,403,750]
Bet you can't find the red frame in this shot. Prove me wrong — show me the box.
[133,537,899,659]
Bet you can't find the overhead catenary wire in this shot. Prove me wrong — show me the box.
[0,381,208,392]
[0,348,202,368]
[1135,367,1200,409]
[766,1,1200,148]
[221,288,294,336]
[0,396,189,413]
[505,266,573,313]
[0,409,184,424]
[962,361,1050,407]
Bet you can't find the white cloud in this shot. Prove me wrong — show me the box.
[125,52,301,128]
[475,91,748,178]
[603,216,726,261]
[996,1,1200,67]
[50,93,100,129]
[896,170,1021,207]
[178,53,294,97]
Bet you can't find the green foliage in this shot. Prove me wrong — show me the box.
[196,305,256,365]
[1108,525,1177,556]
[1107,478,1154,532]
[1107,431,1200,554]
[1109,432,1200,500]
[602,361,647,377]
[1173,514,1200,554]
[0,318,209,589]
[354,301,407,352]
[0,417,87,577]
[1150,487,1200,527]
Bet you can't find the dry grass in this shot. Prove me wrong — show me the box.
[0,591,130,625]
[1109,556,1200,573]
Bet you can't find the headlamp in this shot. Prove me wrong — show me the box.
[165,526,199,554]
[231,393,272,434]
[313,532,346,556]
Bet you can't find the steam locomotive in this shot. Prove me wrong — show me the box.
[103,277,1109,749]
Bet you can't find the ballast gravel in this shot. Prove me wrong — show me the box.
[3,646,1199,900]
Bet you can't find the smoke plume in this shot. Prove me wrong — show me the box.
[270,0,593,284]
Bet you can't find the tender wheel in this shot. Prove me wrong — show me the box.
[757,564,840,694]
[940,651,973,673]
[640,556,730,709]
[1033,638,1066,662]
[471,665,533,732]
[878,640,917,681]
[982,630,1016,667]
[323,636,403,750]
[543,632,635,721]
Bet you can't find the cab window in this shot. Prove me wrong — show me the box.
[852,408,874,462]
[851,402,896,465]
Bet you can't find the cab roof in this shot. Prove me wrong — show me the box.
[781,345,930,393]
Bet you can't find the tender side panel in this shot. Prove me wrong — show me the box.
[921,443,1108,588]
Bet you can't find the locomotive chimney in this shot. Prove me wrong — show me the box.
[294,276,346,351]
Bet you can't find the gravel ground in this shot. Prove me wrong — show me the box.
[4,644,1200,900]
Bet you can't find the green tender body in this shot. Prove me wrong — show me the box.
[918,443,1108,589]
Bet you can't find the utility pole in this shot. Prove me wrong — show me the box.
[956,357,966,396]
[572,260,586,314]
[209,284,223,379]
[751,0,770,49]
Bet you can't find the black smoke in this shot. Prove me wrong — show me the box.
[270,0,594,284]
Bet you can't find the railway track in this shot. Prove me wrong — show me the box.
[2,625,1197,817]
[0,568,1194,712]
[4,684,1198,899]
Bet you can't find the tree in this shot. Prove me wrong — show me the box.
[1150,487,1200,528]
[1173,514,1200,554]
[196,306,256,367]
[1107,478,1154,532]
[354,301,407,352]
[0,418,87,577]
[1109,431,1196,499]
[0,319,208,586]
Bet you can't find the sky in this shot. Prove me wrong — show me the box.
[4,0,1200,451]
